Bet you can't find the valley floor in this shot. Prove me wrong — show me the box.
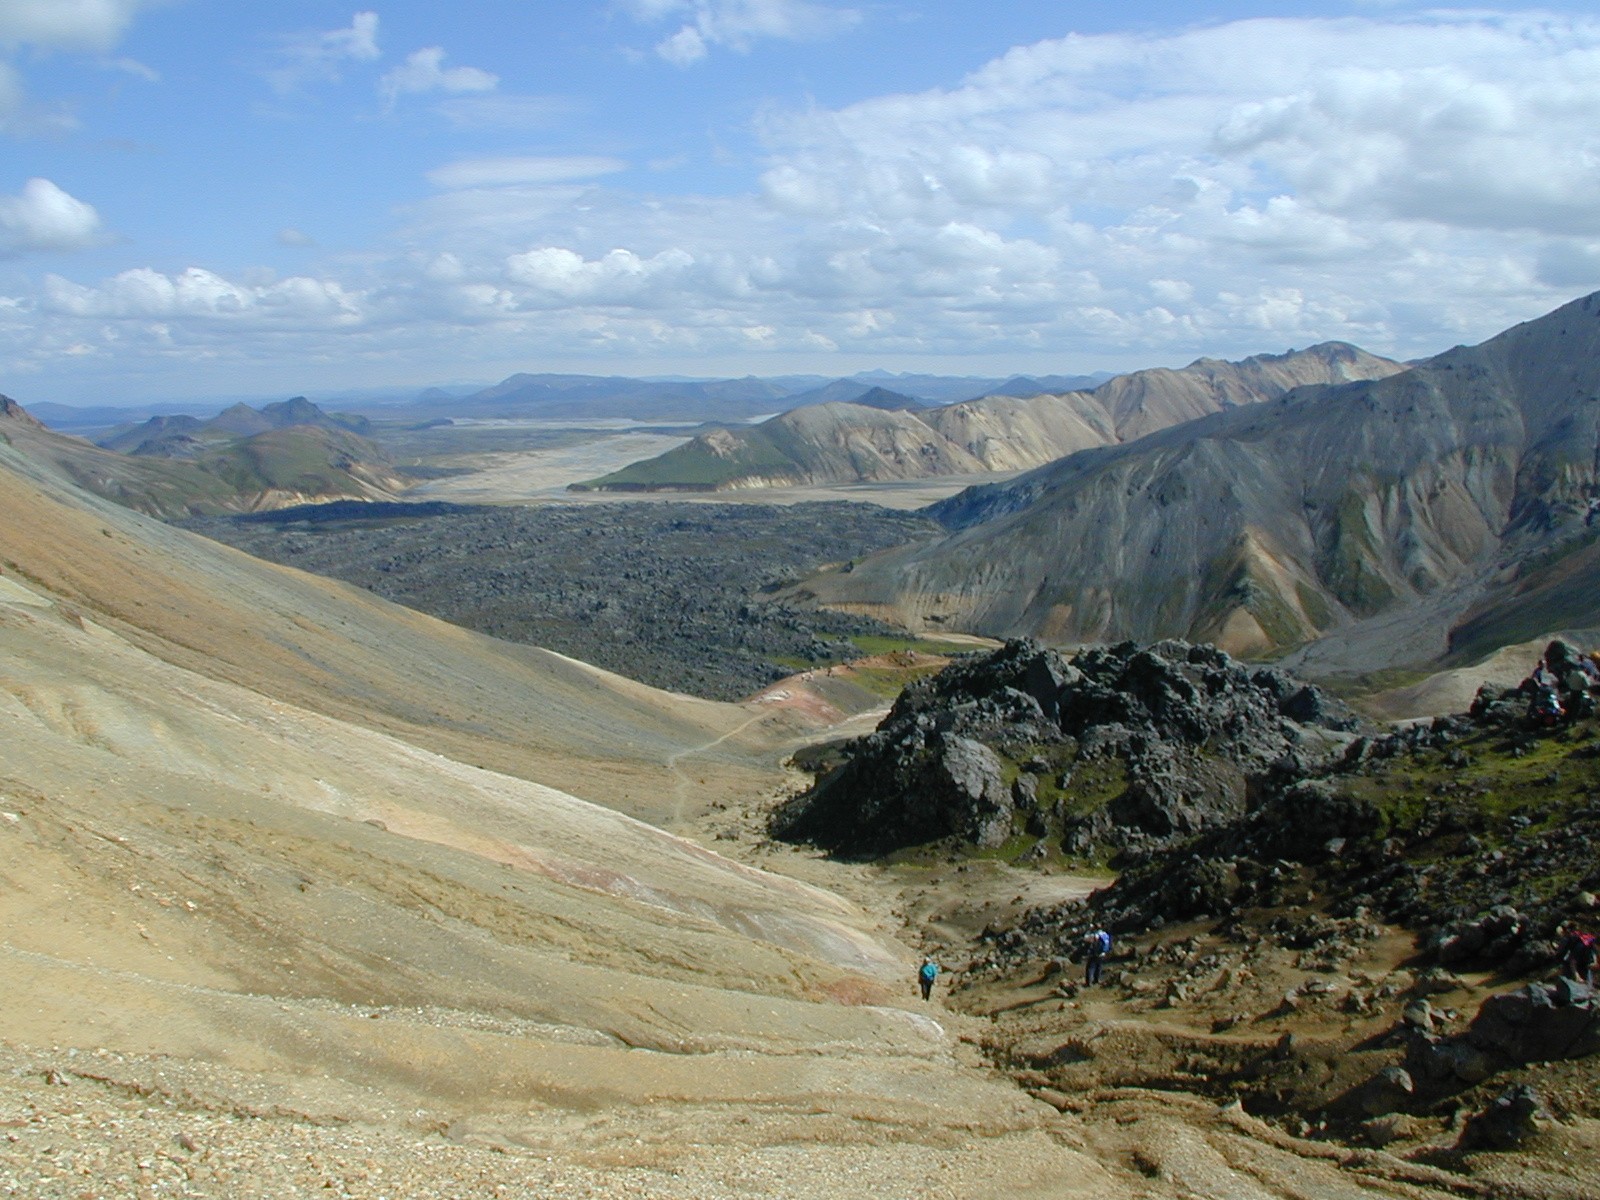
[10,808,1580,1200]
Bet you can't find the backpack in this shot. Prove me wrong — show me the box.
[1096,930,1113,956]
[919,961,938,982]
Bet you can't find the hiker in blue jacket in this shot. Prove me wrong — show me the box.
[918,957,939,1001]
[1084,928,1112,985]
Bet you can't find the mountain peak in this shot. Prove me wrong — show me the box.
[0,395,46,430]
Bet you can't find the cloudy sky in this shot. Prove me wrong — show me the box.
[3,0,1598,405]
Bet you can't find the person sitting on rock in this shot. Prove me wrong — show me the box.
[1558,924,1596,986]
[918,956,940,1001]
[1083,928,1112,986]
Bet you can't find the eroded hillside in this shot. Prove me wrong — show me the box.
[580,343,1403,493]
[788,292,1600,677]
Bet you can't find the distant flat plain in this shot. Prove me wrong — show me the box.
[395,418,1010,508]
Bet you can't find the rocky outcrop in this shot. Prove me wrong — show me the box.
[771,638,1360,859]
[963,646,1600,1006]
[1377,980,1598,1149]
[0,395,47,431]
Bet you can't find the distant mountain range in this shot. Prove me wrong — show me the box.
[0,395,404,517]
[99,395,373,456]
[785,292,1600,679]
[30,370,1108,434]
[417,370,1054,422]
[577,343,1402,492]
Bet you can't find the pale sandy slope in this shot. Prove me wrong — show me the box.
[0,437,797,823]
[0,439,1475,1198]
[0,437,1084,1192]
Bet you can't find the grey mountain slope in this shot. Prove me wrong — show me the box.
[96,413,207,454]
[583,343,1403,492]
[786,292,1600,671]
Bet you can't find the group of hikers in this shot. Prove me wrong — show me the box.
[917,926,1114,1001]
[1526,640,1600,726]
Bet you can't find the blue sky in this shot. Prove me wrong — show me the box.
[2,1,1599,405]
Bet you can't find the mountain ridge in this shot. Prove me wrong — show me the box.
[578,342,1404,493]
[785,292,1600,676]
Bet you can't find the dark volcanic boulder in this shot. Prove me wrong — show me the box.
[1468,979,1600,1063]
[1459,1085,1553,1150]
[773,638,1360,859]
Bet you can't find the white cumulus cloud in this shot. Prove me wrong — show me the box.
[0,179,103,256]
[0,0,163,52]
[380,47,498,105]
[42,267,364,325]
[505,246,695,304]
[1214,52,1600,235]
[1,0,164,132]
[657,26,708,67]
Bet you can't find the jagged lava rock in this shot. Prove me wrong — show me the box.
[773,638,1359,858]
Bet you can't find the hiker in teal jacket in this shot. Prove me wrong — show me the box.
[918,957,939,1001]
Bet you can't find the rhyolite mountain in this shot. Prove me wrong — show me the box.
[786,292,1600,675]
[578,343,1403,492]
[573,399,986,492]
[1,394,405,517]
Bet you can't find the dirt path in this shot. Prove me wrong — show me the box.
[663,708,774,824]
